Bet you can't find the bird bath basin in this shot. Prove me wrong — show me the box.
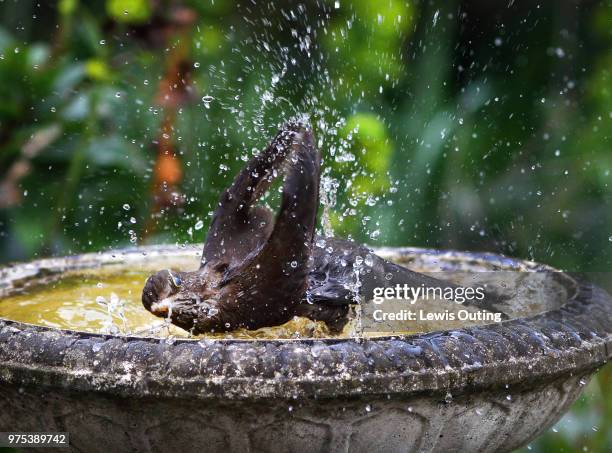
[0,245,610,453]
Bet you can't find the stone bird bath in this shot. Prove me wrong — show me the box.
[0,245,610,453]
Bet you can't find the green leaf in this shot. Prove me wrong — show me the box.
[85,136,147,174]
[52,63,86,98]
[106,0,152,24]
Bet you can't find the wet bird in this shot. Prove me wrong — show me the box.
[142,121,501,334]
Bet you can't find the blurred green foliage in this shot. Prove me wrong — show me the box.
[0,1,610,451]
[0,0,608,272]
[106,0,152,24]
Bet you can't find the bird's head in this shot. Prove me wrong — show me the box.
[141,267,228,333]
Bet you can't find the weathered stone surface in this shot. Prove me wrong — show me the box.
[0,246,610,453]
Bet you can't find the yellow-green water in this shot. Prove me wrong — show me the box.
[0,258,344,339]
[0,253,556,340]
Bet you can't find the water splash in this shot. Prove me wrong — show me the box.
[95,292,127,334]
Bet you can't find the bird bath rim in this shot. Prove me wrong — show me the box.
[0,243,573,343]
[0,245,610,402]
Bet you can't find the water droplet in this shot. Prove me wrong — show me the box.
[193,62,200,68]
[99,39,106,45]
[365,404,371,412]
[444,391,453,403]
[122,203,130,210]
[95,296,107,306]
[290,261,298,268]
[129,217,136,224]
[198,339,213,348]
[202,95,214,109]
[128,229,137,244]
[194,220,204,230]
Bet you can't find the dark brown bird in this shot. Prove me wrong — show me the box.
[142,121,503,334]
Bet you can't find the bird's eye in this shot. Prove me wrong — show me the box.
[167,270,182,288]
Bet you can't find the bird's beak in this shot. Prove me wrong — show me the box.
[150,298,172,316]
